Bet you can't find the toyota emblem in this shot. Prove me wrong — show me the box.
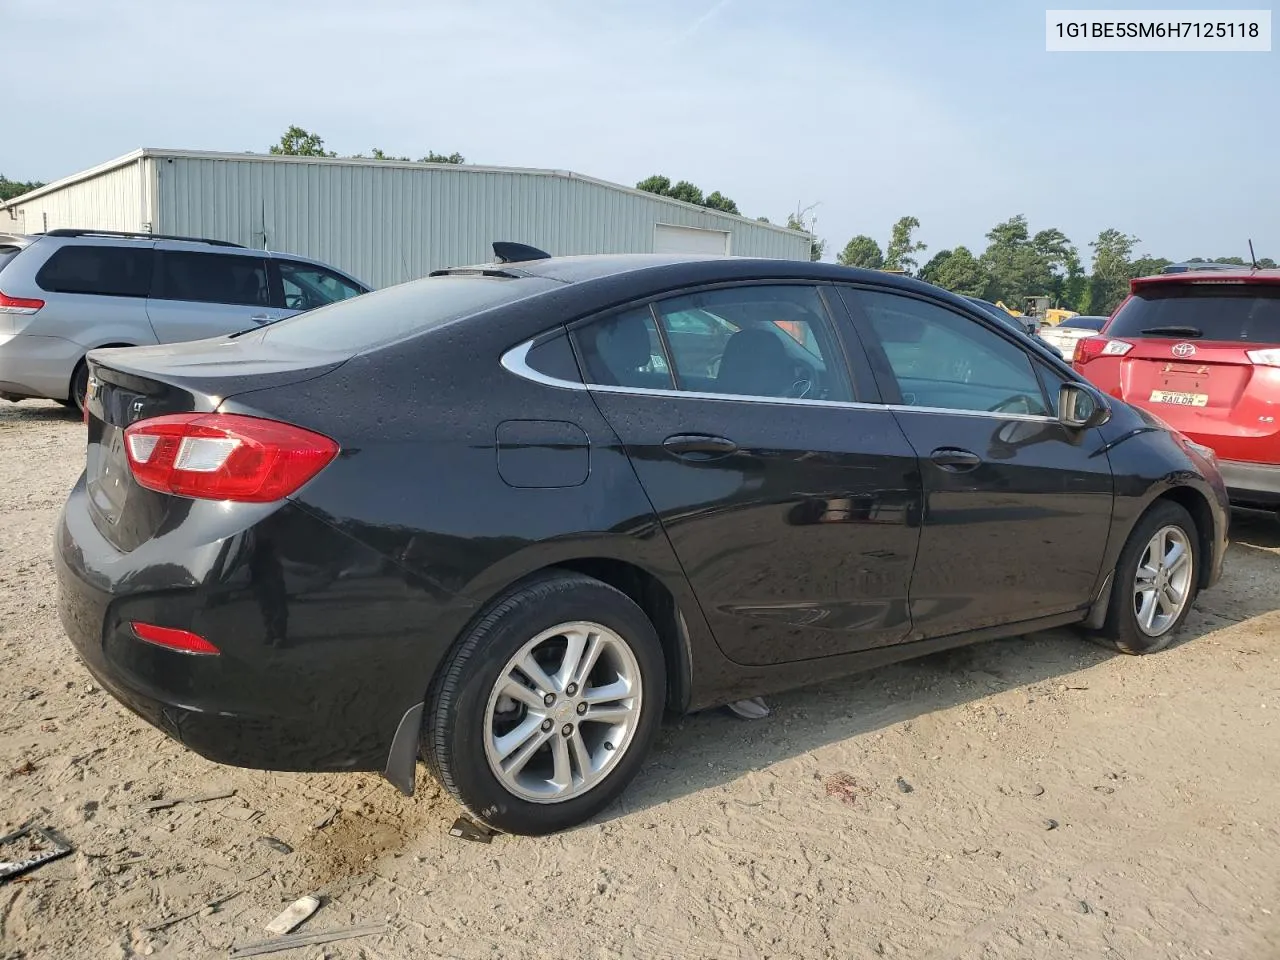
[1172,342,1196,358]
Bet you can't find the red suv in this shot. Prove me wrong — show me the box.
[1075,270,1280,510]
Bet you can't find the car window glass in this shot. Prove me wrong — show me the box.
[573,307,674,390]
[155,251,269,307]
[655,285,853,401]
[278,260,364,311]
[35,245,153,298]
[0,245,23,273]
[1107,285,1280,343]
[524,333,582,383]
[853,290,1049,416]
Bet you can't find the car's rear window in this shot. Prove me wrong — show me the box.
[258,274,559,352]
[1108,284,1280,343]
[0,245,23,273]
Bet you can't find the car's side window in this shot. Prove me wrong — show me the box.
[848,289,1050,416]
[35,245,154,298]
[153,251,270,307]
[573,307,674,390]
[656,285,854,401]
[277,260,364,311]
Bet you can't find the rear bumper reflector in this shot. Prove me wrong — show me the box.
[130,621,221,655]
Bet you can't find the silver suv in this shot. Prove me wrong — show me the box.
[0,229,370,411]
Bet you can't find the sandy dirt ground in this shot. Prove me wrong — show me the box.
[3,398,1280,960]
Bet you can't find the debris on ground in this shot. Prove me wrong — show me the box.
[145,891,243,932]
[311,808,339,831]
[258,837,294,855]
[895,776,914,794]
[822,773,871,806]
[142,789,237,812]
[6,759,38,778]
[1043,818,1060,831]
[228,922,388,958]
[265,894,321,935]
[0,826,73,880]
[449,816,495,843]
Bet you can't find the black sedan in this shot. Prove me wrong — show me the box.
[56,248,1229,835]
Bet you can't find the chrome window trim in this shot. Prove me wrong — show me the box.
[501,339,1059,424]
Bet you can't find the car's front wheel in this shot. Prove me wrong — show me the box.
[1098,500,1200,654]
[423,573,666,835]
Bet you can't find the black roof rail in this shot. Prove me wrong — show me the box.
[492,241,551,263]
[41,228,244,248]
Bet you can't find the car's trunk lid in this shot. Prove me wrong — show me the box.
[83,333,347,550]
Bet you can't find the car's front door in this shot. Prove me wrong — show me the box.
[572,282,923,666]
[839,286,1114,638]
[146,248,280,343]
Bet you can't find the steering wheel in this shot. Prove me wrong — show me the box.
[988,393,1040,415]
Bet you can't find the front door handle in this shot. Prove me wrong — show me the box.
[248,313,275,323]
[663,434,739,461]
[929,447,982,472]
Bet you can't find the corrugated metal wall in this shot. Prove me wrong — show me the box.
[155,156,810,288]
[4,160,148,235]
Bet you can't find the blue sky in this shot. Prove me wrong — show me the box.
[4,0,1276,265]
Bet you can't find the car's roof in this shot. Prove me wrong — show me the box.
[453,253,923,291]
[1132,269,1280,290]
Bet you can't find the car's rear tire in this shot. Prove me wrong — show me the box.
[64,360,90,414]
[423,573,666,836]
[1097,500,1200,655]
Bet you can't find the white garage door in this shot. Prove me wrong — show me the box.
[653,223,730,256]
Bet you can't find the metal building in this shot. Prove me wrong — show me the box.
[0,149,811,288]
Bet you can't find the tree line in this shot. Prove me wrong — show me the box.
[269,125,464,164]
[837,215,1274,315]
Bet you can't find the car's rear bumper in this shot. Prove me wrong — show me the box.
[0,333,80,400]
[54,477,463,783]
[1217,459,1280,509]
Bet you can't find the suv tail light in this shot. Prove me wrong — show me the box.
[0,291,44,314]
[123,413,339,502]
[1246,348,1280,368]
[1074,336,1132,366]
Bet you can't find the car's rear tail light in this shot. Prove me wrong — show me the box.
[123,413,339,502]
[131,621,221,655]
[0,290,44,314]
[1074,336,1132,365]
[1246,348,1280,368]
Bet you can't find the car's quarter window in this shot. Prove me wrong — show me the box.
[35,244,154,298]
[153,251,270,307]
[848,289,1050,416]
[277,260,364,311]
[573,307,675,390]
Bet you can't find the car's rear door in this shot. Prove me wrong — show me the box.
[1093,280,1280,463]
[571,282,922,667]
[839,285,1114,638]
[146,246,280,343]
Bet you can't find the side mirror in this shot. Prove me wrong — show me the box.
[1058,382,1110,430]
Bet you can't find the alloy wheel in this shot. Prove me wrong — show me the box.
[483,621,642,803]
[1132,524,1194,637]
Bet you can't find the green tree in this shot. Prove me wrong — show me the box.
[916,249,951,284]
[1260,257,1277,269]
[269,125,335,157]
[703,191,740,215]
[926,246,988,297]
[979,215,1062,306]
[420,151,464,164]
[1089,228,1140,314]
[785,213,825,262]
[0,175,44,202]
[885,215,926,273]
[837,234,885,269]
[636,175,742,217]
[1130,255,1172,279]
[1214,256,1247,265]
[1031,227,1083,309]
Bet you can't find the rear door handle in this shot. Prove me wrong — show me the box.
[663,434,738,461]
[929,447,982,472]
